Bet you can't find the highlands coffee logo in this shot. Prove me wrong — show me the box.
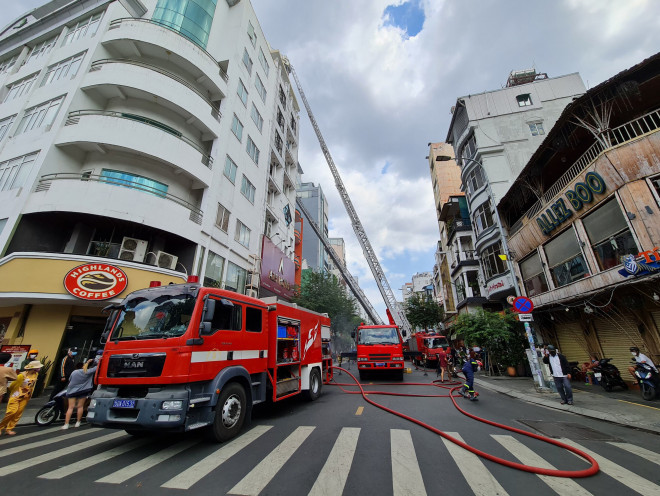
[64,263,128,300]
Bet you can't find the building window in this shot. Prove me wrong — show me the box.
[24,36,57,65]
[240,175,256,203]
[242,48,253,75]
[582,199,638,271]
[481,242,507,280]
[15,96,64,135]
[473,201,494,235]
[453,277,466,303]
[544,227,589,288]
[63,13,103,46]
[231,114,243,141]
[651,176,660,202]
[0,54,17,75]
[100,169,168,197]
[247,21,256,47]
[152,0,217,49]
[237,79,248,106]
[276,109,284,129]
[41,52,85,87]
[460,134,477,163]
[0,115,16,141]
[290,114,296,133]
[517,94,532,107]
[0,152,38,192]
[225,261,247,293]
[465,164,485,197]
[250,104,263,132]
[4,73,38,103]
[235,220,251,248]
[255,75,266,102]
[520,251,549,296]
[223,155,237,183]
[246,136,259,164]
[216,203,230,232]
[275,132,283,155]
[204,250,225,288]
[258,47,269,77]
[279,85,286,107]
[528,122,545,136]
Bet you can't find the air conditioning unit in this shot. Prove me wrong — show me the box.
[118,237,148,262]
[155,251,178,270]
[246,289,258,298]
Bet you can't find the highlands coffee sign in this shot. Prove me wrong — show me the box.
[536,172,607,236]
[64,263,128,300]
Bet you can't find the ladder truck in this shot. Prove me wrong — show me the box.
[284,58,413,340]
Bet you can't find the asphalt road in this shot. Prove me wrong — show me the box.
[1,367,659,496]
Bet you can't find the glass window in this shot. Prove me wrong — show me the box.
[0,152,38,192]
[255,75,266,102]
[152,0,218,49]
[231,114,243,141]
[517,94,532,107]
[240,175,255,203]
[235,220,251,247]
[473,201,494,235]
[225,261,247,293]
[258,47,269,77]
[250,104,263,132]
[0,115,16,141]
[528,122,545,136]
[465,164,485,197]
[583,199,638,270]
[24,36,57,65]
[0,54,18,75]
[520,251,549,296]
[41,52,85,87]
[453,277,465,302]
[216,203,230,232]
[203,250,225,288]
[246,136,260,164]
[15,97,64,135]
[242,48,253,75]
[544,227,589,288]
[237,79,248,106]
[481,242,507,279]
[223,155,237,183]
[100,169,168,198]
[4,73,38,103]
[209,299,242,331]
[63,13,103,46]
[247,21,256,47]
[245,307,262,332]
[460,134,477,163]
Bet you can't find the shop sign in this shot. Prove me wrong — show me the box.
[536,172,606,236]
[64,263,128,300]
[1,344,31,370]
[619,247,660,278]
[260,237,295,299]
[485,273,512,299]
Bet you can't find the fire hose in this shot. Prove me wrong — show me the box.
[328,366,600,478]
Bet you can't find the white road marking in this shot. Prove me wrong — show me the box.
[608,442,660,466]
[228,426,315,496]
[391,429,426,496]
[0,425,62,445]
[308,427,360,496]
[0,427,93,457]
[442,432,508,496]
[161,425,273,490]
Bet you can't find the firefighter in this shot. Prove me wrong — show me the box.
[21,349,39,370]
[460,357,479,400]
[0,360,43,435]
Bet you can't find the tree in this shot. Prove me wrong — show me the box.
[404,293,444,332]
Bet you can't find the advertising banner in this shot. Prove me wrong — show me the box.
[260,237,295,299]
[1,344,31,370]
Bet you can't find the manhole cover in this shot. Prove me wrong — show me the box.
[517,420,621,441]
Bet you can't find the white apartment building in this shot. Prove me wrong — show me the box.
[0,0,301,379]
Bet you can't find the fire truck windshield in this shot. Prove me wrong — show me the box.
[110,292,196,341]
[358,327,400,345]
[426,337,449,349]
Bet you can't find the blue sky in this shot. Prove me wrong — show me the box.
[383,0,425,38]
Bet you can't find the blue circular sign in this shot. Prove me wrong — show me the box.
[513,296,534,314]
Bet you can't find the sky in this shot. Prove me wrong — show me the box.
[4,0,660,323]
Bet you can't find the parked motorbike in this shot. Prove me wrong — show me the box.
[34,389,67,426]
[592,358,628,392]
[632,361,659,401]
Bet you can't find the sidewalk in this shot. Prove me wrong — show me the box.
[475,374,660,435]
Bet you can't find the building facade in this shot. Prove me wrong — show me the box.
[0,0,300,381]
[297,181,329,273]
[499,53,660,375]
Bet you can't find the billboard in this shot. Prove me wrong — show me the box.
[260,237,295,299]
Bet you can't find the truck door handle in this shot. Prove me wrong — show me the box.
[186,338,204,345]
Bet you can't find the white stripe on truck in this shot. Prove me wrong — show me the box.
[190,350,267,363]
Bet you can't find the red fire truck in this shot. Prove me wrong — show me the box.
[88,279,332,442]
[409,331,450,368]
[346,323,406,381]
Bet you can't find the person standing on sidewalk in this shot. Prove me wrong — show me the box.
[0,352,18,404]
[542,345,573,405]
[62,358,97,429]
[0,360,43,435]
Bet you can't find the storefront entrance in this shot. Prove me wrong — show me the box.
[51,315,107,384]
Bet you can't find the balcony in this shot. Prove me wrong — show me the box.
[103,18,227,100]
[447,218,472,239]
[56,110,213,188]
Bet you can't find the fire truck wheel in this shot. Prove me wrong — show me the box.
[305,368,322,401]
[211,382,247,442]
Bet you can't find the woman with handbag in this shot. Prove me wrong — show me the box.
[62,359,97,430]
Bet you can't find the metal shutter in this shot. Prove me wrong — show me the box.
[556,322,590,365]
[593,314,643,373]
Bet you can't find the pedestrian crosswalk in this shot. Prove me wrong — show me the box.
[0,424,659,495]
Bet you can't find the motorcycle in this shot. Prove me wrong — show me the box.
[34,389,67,426]
[592,358,628,392]
[632,362,659,401]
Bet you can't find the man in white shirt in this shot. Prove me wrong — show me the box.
[628,346,658,379]
[542,345,574,405]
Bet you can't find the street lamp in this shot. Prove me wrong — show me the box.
[436,155,546,388]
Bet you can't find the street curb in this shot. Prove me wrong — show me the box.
[474,378,660,436]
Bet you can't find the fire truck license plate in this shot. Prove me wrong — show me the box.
[112,399,136,408]
[375,363,386,367]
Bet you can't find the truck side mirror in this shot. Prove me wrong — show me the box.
[199,299,216,335]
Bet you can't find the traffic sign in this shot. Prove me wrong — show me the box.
[506,295,516,305]
[512,296,534,313]
[518,313,534,322]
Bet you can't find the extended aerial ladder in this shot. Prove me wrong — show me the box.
[295,197,383,325]
[285,59,413,338]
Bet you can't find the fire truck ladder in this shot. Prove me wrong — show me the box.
[295,197,383,326]
[285,59,412,338]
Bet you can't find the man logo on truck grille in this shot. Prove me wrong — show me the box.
[64,263,128,300]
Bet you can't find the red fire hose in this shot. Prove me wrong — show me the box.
[329,366,600,478]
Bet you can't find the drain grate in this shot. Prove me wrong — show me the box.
[517,420,622,441]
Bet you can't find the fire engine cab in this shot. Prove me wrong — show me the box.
[88,280,331,442]
[409,331,450,367]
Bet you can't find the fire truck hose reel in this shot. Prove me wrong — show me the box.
[328,366,599,478]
